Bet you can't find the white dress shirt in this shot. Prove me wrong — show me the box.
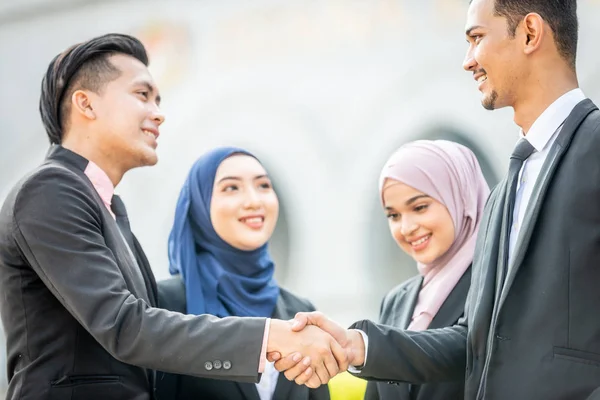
[508,88,586,263]
[351,88,586,371]
[256,361,279,400]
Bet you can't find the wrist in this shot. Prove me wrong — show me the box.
[266,319,292,353]
[348,330,366,367]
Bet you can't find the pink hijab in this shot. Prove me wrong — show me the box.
[379,140,490,331]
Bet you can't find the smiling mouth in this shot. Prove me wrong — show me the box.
[239,216,265,229]
[408,234,431,251]
[411,235,430,245]
[142,129,158,139]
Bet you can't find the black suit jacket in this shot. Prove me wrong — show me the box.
[364,268,470,400]
[0,146,267,400]
[349,99,600,400]
[155,278,330,400]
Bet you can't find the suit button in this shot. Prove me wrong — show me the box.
[223,360,232,370]
[204,361,213,371]
[213,360,222,370]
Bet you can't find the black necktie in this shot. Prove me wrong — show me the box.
[501,138,535,275]
[111,195,134,248]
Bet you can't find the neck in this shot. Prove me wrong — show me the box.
[61,132,124,187]
[513,67,579,134]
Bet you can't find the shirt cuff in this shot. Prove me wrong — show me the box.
[347,329,368,373]
[258,318,271,373]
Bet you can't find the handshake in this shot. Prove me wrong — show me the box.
[265,312,366,389]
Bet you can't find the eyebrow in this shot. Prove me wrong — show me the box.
[217,174,269,184]
[406,194,430,205]
[465,25,484,36]
[134,80,161,105]
[383,194,431,210]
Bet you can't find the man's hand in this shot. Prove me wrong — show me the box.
[266,319,349,388]
[271,312,366,385]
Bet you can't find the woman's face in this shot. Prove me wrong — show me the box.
[382,179,455,264]
[210,154,279,251]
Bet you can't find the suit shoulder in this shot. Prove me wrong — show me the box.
[2,160,90,219]
[9,162,104,235]
[379,274,421,315]
[383,275,420,303]
[14,161,93,205]
[278,287,317,312]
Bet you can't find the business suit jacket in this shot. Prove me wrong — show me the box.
[155,278,330,400]
[364,268,470,400]
[349,99,600,400]
[0,146,266,400]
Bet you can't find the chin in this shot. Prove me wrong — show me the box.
[481,90,499,111]
[237,242,264,252]
[138,149,158,167]
[234,235,268,251]
[414,250,439,265]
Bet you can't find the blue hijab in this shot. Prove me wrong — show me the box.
[168,147,280,317]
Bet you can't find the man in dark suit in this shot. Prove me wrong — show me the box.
[274,0,600,399]
[0,33,348,400]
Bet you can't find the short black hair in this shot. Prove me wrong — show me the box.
[39,33,149,144]
[493,0,578,68]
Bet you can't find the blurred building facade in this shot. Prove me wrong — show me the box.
[1,0,600,394]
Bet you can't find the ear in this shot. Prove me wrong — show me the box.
[71,90,96,121]
[522,12,545,55]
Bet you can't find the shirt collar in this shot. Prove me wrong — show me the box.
[84,160,115,216]
[519,88,586,152]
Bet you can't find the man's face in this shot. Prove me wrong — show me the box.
[89,54,164,169]
[463,0,524,110]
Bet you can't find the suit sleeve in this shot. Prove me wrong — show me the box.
[348,320,467,384]
[12,169,266,382]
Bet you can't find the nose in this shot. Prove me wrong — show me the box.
[463,46,477,72]
[399,215,419,237]
[243,188,262,209]
[150,104,166,126]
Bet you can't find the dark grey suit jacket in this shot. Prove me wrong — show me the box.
[364,268,470,400]
[0,146,266,400]
[155,278,330,400]
[349,99,600,400]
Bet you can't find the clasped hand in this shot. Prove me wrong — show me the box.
[266,312,365,388]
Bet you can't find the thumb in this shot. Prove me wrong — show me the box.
[291,313,309,331]
[292,311,327,332]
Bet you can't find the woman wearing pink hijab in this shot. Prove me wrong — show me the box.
[365,140,490,400]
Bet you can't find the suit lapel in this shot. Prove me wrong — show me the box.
[499,99,598,309]
[271,295,291,320]
[466,184,504,347]
[398,277,423,329]
[428,268,472,329]
[131,235,158,307]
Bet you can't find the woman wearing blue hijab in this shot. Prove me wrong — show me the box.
[155,147,329,400]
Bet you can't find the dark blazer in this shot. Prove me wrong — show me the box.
[349,100,600,400]
[364,268,470,400]
[0,146,267,400]
[155,277,330,400]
